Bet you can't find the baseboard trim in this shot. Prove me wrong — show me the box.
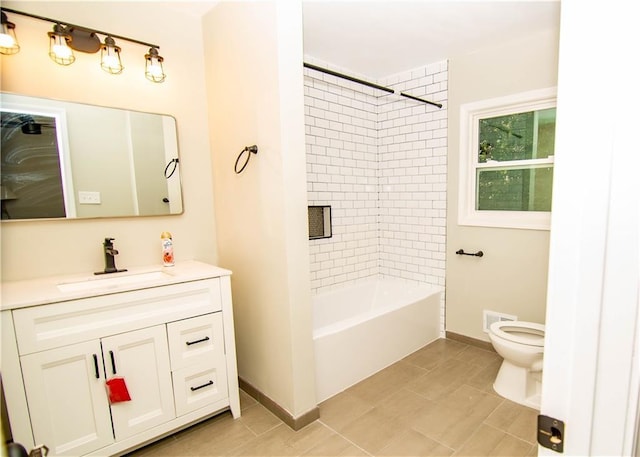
[238,378,320,431]
[446,331,496,352]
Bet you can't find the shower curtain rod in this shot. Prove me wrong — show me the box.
[303,62,443,109]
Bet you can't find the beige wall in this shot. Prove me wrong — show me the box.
[203,1,317,417]
[0,1,217,280]
[446,28,560,341]
[69,105,134,218]
[130,112,170,217]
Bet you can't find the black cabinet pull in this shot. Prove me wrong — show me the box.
[93,354,100,379]
[186,336,210,346]
[190,380,214,391]
[109,350,117,374]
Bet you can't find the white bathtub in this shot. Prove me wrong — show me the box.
[313,278,442,402]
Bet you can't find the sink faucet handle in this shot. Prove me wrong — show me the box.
[104,237,115,246]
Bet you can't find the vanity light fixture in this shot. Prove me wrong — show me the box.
[144,47,165,83]
[0,12,19,55]
[48,23,75,65]
[100,36,123,75]
[0,7,165,82]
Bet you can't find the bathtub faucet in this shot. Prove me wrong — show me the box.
[96,237,127,275]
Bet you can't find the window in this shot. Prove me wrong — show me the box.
[459,88,557,230]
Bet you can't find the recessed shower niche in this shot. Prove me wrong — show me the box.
[308,205,332,240]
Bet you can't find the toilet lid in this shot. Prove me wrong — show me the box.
[490,321,545,346]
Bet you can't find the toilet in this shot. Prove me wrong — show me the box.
[488,320,545,409]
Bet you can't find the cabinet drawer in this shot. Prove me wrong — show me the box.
[167,313,224,371]
[172,362,228,417]
[13,279,222,355]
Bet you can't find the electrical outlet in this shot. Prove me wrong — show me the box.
[78,191,101,204]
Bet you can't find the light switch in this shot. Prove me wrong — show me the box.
[79,191,101,204]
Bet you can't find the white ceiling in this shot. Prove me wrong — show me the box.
[302,1,561,78]
[173,1,560,80]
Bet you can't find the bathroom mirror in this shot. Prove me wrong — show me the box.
[0,93,183,220]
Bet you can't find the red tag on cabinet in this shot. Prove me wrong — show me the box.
[105,377,131,403]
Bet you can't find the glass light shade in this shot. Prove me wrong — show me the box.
[145,47,165,83]
[100,36,123,74]
[48,25,75,65]
[0,13,19,55]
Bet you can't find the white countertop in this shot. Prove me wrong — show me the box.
[1,260,232,311]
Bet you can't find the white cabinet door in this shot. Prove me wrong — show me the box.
[102,325,175,440]
[20,340,114,456]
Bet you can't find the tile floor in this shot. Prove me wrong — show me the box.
[127,338,539,456]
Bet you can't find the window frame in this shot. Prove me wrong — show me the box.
[459,87,557,230]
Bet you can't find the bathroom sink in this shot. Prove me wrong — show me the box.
[57,270,171,293]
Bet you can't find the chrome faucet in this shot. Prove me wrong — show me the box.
[95,237,127,275]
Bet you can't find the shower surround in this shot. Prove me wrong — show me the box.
[305,59,448,322]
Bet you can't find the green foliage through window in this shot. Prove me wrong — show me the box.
[477,167,554,211]
[476,108,556,212]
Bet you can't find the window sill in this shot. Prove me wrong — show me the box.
[458,209,551,231]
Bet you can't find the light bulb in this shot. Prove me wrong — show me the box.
[53,42,72,59]
[147,63,162,77]
[0,33,16,48]
[102,55,118,68]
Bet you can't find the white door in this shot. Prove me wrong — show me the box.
[20,340,114,456]
[102,325,175,440]
[540,1,640,455]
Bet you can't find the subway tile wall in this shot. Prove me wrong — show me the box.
[305,59,448,317]
[305,61,380,291]
[377,62,448,287]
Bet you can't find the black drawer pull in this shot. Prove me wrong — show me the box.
[93,354,100,379]
[190,380,214,391]
[186,336,210,346]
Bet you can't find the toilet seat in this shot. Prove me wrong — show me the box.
[490,321,545,347]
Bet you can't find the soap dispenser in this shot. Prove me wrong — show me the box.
[161,232,174,266]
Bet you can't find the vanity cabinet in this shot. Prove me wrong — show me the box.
[1,262,240,457]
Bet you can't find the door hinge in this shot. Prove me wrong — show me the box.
[538,414,564,453]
